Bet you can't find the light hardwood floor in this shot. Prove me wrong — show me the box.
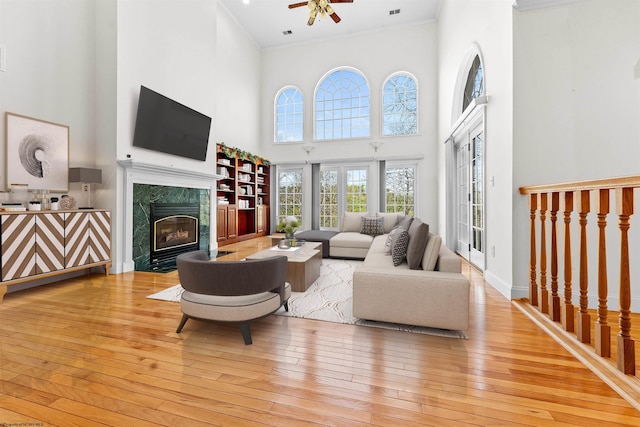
[1,236,639,426]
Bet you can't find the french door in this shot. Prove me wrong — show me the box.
[455,122,485,269]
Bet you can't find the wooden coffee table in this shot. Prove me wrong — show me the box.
[246,241,322,292]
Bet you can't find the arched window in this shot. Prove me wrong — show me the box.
[462,55,483,112]
[275,86,303,143]
[382,72,418,136]
[315,67,370,140]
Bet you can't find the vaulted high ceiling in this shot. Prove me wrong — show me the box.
[218,0,442,50]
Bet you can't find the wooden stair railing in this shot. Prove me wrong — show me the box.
[520,176,638,375]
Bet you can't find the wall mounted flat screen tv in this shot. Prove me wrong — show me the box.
[132,85,211,161]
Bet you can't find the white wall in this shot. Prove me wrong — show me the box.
[0,0,97,194]
[260,24,440,228]
[513,0,640,310]
[216,4,263,155]
[114,0,218,271]
[437,0,515,298]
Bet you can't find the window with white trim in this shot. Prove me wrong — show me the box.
[319,165,369,230]
[462,55,483,112]
[382,73,418,136]
[275,87,303,143]
[315,67,370,140]
[385,163,415,216]
[277,168,303,224]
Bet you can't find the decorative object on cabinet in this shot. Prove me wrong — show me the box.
[69,167,102,209]
[5,112,69,192]
[59,194,76,210]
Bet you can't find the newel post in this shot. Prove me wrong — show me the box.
[595,189,610,358]
[616,187,635,375]
[576,190,591,344]
[529,194,538,307]
[562,191,574,332]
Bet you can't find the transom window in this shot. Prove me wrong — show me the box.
[462,55,484,112]
[315,68,370,140]
[382,73,418,136]
[277,168,303,224]
[275,87,303,143]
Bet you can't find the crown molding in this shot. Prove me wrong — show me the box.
[513,0,584,12]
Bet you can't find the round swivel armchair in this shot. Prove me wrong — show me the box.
[176,251,291,344]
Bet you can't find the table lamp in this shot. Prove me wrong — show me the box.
[69,167,102,209]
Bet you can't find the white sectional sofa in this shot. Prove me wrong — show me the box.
[330,212,470,331]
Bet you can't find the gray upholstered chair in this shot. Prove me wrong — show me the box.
[175,251,291,344]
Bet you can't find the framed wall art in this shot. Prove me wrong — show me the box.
[5,112,69,192]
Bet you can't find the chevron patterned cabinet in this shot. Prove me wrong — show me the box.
[0,210,111,302]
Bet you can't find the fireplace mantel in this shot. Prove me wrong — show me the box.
[118,159,223,272]
[118,159,223,186]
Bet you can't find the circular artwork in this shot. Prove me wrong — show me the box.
[19,134,51,178]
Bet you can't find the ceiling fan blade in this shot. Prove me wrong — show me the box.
[329,11,341,23]
[288,1,309,9]
[329,0,354,3]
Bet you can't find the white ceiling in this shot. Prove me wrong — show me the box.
[219,0,442,50]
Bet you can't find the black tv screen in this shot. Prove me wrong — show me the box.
[132,85,211,161]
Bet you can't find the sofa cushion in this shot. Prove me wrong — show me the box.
[330,232,374,249]
[360,216,384,236]
[376,212,401,233]
[422,232,442,271]
[341,211,368,232]
[383,227,401,255]
[391,230,410,266]
[406,218,429,270]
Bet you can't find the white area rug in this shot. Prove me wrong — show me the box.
[147,258,467,339]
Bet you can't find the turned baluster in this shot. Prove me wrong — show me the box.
[529,194,538,307]
[576,190,591,344]
[549,192,561,321]
[595,189,610,358]
[539,193,549,314]
[616,187,635,375]
[562,191,574,332]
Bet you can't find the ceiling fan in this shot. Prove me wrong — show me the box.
[288,0,354,26]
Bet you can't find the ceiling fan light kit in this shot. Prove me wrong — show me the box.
[289,0,353,26]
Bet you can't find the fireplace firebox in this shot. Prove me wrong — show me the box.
[150,203,200,269]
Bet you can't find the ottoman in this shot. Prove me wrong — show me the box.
[294,230,338,258]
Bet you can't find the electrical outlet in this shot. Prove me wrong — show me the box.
[82,183,90,192]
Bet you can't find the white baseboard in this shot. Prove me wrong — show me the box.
[483,269,528,301]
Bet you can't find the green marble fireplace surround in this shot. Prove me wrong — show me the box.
[132,183,210,271]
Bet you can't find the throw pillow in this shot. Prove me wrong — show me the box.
[406,218,430,270]
[341,211,368,232]
[396,215,413,231]
[422,232,442,271]
[360,216,384,236]
[391,230,410,266]
[376,212,401,233]
[383,227,402,255]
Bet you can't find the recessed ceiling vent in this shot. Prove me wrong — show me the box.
[282,30,293,35]
[389,9,401,15]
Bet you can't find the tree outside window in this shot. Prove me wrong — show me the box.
[278,169,303,224]
[383,73,418,136]
[385,165,415,216]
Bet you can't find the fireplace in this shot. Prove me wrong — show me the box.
[150,203,200,269]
